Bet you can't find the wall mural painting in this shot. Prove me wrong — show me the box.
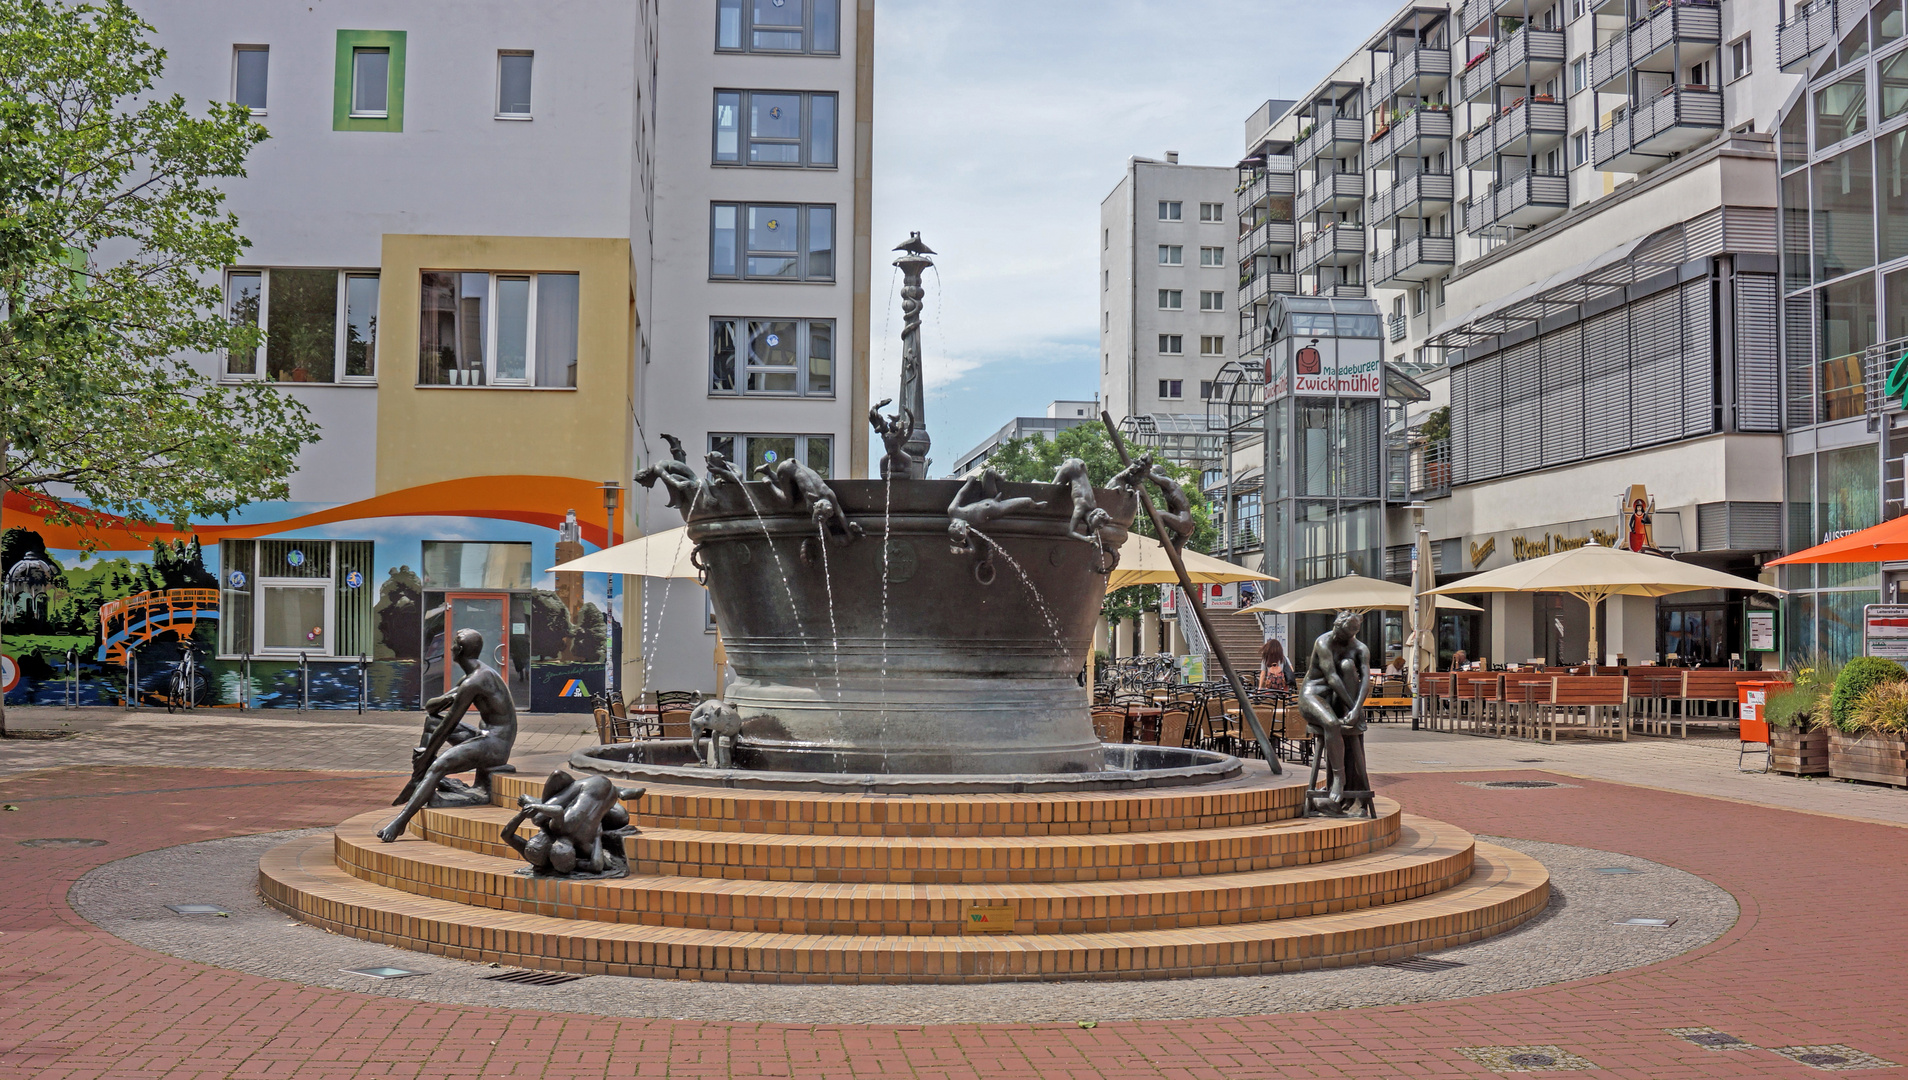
[0,477,622,712]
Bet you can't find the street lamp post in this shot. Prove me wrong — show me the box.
[601,480,622,698]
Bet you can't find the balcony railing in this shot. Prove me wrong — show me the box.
[1298,223,1368,269]
[1779,0,1857,70]
[1240,270,1298,307]
[1371,171,1456,223]
[1456,27,1567,101]
[1592,86,1723,172]
[1370,106,1454,165]
[1371,45,1454,103]
[1238,219,1297,263]
[1296,171,1365,220]
[1457,0,1512,35]
[1296,116,1365,164]
[1411,440,1452,498]
[1373,235,1457,286]
[1590,2,1721,92]
[1233,159,1296,215]
[1388,313,1408,341]
[1462,172,1569,232]
[1323,283,1369,299]
[1461,98,1567,166]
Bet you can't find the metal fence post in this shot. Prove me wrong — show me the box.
[298,651,309,712]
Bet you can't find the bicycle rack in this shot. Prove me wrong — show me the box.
[298,652,310,712]
[357,654,370,714]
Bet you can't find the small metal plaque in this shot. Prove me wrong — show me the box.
[963,905,1016,934]
[343,966,426,980]
[166,904,228,915]
[882,538,917,583]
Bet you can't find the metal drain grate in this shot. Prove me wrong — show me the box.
[165,904,228,915]
[482,969,586,986]
[1482,780,1561,789]
[20,837,107,848]
[343,966,426,980]
[1514,758,1547,763]
[1383,956,1468,973]
[1615,916,1678,928]
[1593,867,1642,875]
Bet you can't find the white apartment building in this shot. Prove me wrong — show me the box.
[71,0,875,709]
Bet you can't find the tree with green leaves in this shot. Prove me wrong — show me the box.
[1,0,320,733]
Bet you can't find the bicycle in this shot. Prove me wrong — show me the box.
[166,643,206,713]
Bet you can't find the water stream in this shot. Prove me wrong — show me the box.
[878,476,893,724]
[813,521,847,710]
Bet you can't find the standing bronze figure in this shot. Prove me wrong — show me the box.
[869,398,916,481]
[379,628,519,843]
[1298,610,1375,817]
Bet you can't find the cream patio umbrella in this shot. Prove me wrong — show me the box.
[1425,541,1782,664]
[544,526,699,579]
[1103,533,1277,591]
[1238,573,1482,615]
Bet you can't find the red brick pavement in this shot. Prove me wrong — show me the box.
[1,763,1904,1079]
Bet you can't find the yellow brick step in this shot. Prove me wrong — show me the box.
[331,809,1474,936]
[259,831,1548,984]
[412,797,1403,884]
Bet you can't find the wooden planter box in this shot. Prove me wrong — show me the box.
[1828,729,1908,787]
[1771,727,1830,776]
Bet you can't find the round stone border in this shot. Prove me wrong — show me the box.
[71,831,1737,1025]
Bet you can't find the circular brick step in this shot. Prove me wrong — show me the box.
[330,809,1472,936]
[410,798,1403,884]
[259,832,1549,983]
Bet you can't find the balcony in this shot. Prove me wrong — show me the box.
[1321,283,1369,299]
[1591,2,1722,92]
[1412,440,1453,498]
[1463,172,1570,232]
[1296,116,1365,164]
[1371,171,1455,223]
[1373,235,1457,286]
[1592,87,1723,172]
[1370,106,1454,165]
[1298,223,1367,269]
[1461,98,1567,166]
[1240,270,1298,307]
[1237,219,1297,262]
[1457,27,1567,101]
[1779,0,1857,71]
[1388,313,1408,341]
[1371,45,1454,103]
[1457,0,1513,35]
[1296,171,1366,219]
[1234,158,1296,216]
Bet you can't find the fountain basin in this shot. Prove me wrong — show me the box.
[690,478,1136,776]
[569,741,1243,794]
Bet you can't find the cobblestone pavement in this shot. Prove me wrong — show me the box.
[3,726,1907,1076]
[72,829,1735,1024]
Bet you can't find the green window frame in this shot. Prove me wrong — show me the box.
[333,30,407,132]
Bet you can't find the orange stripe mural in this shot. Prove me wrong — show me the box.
[1,476,618,553]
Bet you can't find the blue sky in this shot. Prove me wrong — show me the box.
[868,0,1397,474]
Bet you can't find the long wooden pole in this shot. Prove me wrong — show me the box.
[1100,413,1280,774]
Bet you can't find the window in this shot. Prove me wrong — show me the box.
[716,0,840,54]
[709,317,833,396]
[710,203,835,281]
[1158,334,1183,354]
[233,46,268,112]
[219,539,374,658]
[1572,129,1589,167]
[223,269,379,383]
[1103,311,1109,332]
[1570,58,1585,93]
[713,90,837,167]
[1199,202,1225,222]
[1158,201,1182,220]
[1158,289,1183,309]
[1199,380,1216,400]
[1200,246,1225,267]
[1103,269,1109,291]
[332,30,405,132]
[1199,290,1223,311]
[1813,146,1874,281]
[1104,228,1109,249]
[1815,72,1867,149]
[497,51,533,117]
[417,271,579,387]
[1158,379,1183,399]
[708,433,834,478]
[1729,36,1752,81]
[1158,244,1183,265]
[1200,335,1225,356]
[1881,48,1908,120]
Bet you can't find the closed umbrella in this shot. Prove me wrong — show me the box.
[1426,541,1782,664]
[1237,573,1482,615]
[545,526,699,579]
[1103,533,1277,591]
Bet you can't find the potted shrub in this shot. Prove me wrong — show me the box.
[1829,657,1908,786]
[1765,657,1834,776]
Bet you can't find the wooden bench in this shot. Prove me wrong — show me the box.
[1500,672,1559,740]
[1417,673,1454,731]
[1539,676,1628,742]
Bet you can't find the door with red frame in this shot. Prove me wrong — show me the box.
[444,592,526,707]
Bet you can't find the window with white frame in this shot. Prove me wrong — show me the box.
[497,51,533,117]
[351,47,390,117]
[1412,287,1425,315]
[1158,200,1182,220]
[1158,334,1183,354]
[1200,335,1224,356]
[1158,244,1183,265]
[224,269,379,383]
[1572,130,1589,167]
[1158,379,1183,399]
[709,317,833,396]
[708,432,834,478]
[233,46,268,112]
[218,539,374,658]
[716,0,840,54]
[1158,288,1182,310]
[1198,202,1225,222]
[416,271,579,387]
[1199,380,1215,400]
[1200,246,1225,267]
[1570,58,1585,93]
[710,203,835,281]
[713,90,837,167]
[1199,290,1223,311]
[1730,35,1752,80]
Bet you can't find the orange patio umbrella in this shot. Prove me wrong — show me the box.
[1767,518,1908,565]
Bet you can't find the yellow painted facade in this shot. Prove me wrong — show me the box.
[374,235,633,497]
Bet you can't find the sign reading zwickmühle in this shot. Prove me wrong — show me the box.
[963,905,1015,933]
